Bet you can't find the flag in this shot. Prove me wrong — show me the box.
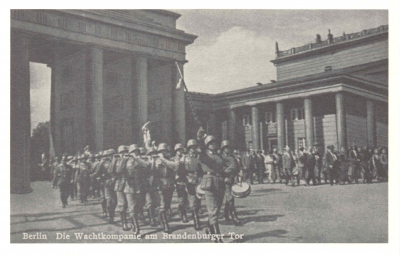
[176,77,184,90]
[175,62,184,89]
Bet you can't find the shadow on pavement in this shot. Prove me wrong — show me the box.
[233,229,290,242]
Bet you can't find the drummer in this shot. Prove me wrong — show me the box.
[182,139,203,230]
[196,127,228,243]
[220,140,242,226]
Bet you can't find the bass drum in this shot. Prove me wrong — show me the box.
[231,182,251,198]
[196,184,205,200]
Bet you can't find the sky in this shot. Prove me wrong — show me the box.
[30,10,388,131]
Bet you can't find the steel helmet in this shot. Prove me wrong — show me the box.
[186,139,198,149]
[146,147,157,156]
[118,145,129,154]
[107,149,116,156]
[220,140,231,150]
[157,143,168,152]
[129,144,140,153]
[174,143,184,151]
[205,135,217,146]
[139,147,146,154]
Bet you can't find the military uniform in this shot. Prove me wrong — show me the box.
[56,157,72,208]
[114,146,130,230]
[78,156,92,204]
[182,139,203,230]
[90,154,101,199]
[197,133,226,242]
[92,149,116,222]
[123,144,150,234]
[142,148,158,226]
[173,143,189,223]
[154,143,176,233]
[220,140,242,226]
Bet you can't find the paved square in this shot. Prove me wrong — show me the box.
[11,181,387,243]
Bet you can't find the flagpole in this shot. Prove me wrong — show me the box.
[174,62,203,129]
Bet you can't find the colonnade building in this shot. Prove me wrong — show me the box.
[188,26,388,154]
[11,10,196,193]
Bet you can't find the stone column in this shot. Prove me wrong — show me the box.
[11,31,32,194]
[90,47,104,152]
[228,109,237,147]
[335,93,347,150]
[136,56,148,130]
[251,106,260,151]
[304,98,314,148]
[276,102,285,153]
[367,100,376,148]
[208,111,217,135]
[173,62,186,144]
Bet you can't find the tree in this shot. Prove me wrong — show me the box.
[30,121,50,181]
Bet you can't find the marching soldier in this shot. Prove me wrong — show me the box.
[143,147,158,226]
[123,144,151,235]
[90,153,102,199]
[56,155,72,208]
[152,143,177,233]
[114,145,130,231]
[196,128,226,243]
[78,154,92,205]
[220,140,242,226]
[174,143,189,223]
[92,149,116,222]
[182,139,203,230]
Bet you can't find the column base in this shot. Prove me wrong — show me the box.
[11,186,33,194]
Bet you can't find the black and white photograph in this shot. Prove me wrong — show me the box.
[7,3,399,251]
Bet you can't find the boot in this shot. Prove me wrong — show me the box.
[159,211,171,233]
[147,209,156,227]
[229,201,242,226]
[131,215,140,235]
[121,212,130,231]
[179,209,188,223]
[206,223,219,243]
[224,202,230,221]
[212,223,224,243]
[108,209,114,224]
[192,210,201,230]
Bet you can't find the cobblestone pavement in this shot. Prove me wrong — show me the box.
[11,180,388,243]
